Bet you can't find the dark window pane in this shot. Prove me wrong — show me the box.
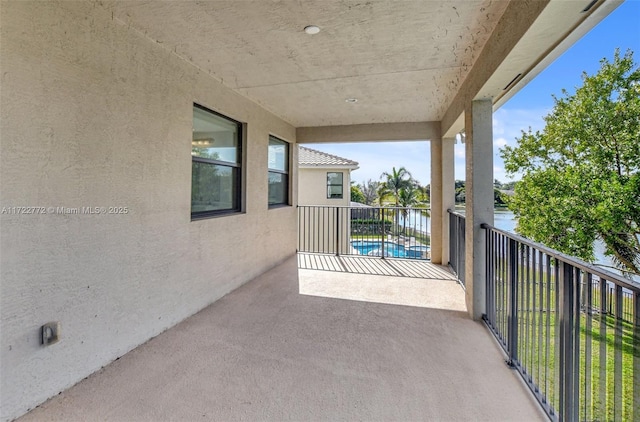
[191,104,242,218]
[327,172,343,199]
[268,172,288,205]
[191,162,237,213]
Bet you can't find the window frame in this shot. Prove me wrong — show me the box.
[326,171,344,199]
[267,135,291,208]
[191,103,243,220]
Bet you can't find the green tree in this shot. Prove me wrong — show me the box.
[397,185,419,234]
[415,183,430,205]
[494,188,507,206]
[359,179,380,205]
[350,184,365,203]
[455,180,466,203]
[379,167,414,206]
[501,50,640,276]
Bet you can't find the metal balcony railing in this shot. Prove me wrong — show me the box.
[480,224,640,422]
[297,205,430,260]
[448,210,466,287]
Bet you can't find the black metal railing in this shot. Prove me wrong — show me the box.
[298,205,430,260]
[448,210,466,287]
[482,224,640,422]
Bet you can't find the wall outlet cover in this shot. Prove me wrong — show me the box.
[41,322,60,346]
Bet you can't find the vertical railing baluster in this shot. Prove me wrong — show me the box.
[502,233,508,344]
[585,273,593,422]
[518,243,524,369]
[599,277,607,422]
[335,207,339,256]
[381,208,386,259]
[485,224,490,322]
[487,229,497,327]
[526,245,532,382]
[507,237,518,367]
[614,285,623,420]
[634,292,640,422]
[534,250,544,391]
[544,255,555,408]
[573,266,581,422]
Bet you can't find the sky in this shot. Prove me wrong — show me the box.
[305,0,640,186]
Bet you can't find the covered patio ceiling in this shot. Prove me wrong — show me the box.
[109,0,620,138]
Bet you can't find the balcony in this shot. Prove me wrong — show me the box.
[18,254,544,421]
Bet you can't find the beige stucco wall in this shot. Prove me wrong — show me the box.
[298,167,351,206]
[0,2,296,420]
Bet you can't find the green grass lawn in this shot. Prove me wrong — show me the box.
[490,271,638,421]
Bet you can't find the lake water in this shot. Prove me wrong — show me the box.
[399,208,629,278]
[493,209,638,282]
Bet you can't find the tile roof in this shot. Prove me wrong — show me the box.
[298,145,359,168]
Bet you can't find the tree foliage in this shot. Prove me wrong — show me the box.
[359,179,380,205]
[379,167,414,206]
[501,50,640,276]
[350,184,365,203]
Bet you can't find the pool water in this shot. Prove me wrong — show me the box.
[351,240,429,259]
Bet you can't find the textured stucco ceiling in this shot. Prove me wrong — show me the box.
[109,0,620,132]
[110,0,507,127]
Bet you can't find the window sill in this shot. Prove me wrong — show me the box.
[268,204,291,210]
[191,210,244,221]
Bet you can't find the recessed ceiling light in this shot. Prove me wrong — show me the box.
[304,25,320,35]
[345,98,358,103]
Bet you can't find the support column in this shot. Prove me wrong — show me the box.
[441,138,455,265]
[465,99,494,320]
[430,138,443,264]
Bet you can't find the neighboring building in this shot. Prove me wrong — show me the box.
[298,146,359,254]
[298,146,359,206]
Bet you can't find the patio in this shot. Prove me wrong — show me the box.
[19,255,545,421]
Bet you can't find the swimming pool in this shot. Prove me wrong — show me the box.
[351,240,429,259]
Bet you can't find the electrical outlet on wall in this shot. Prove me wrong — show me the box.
[41,322,60,346]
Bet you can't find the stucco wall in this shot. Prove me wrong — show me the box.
[0,2,297,420]
[298,168,351,206]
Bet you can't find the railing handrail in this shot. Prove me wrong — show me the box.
[447,209,465,218]
[482,222,640,293]
[299,205,430,210]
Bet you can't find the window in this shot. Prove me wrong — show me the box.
[327,172,343,199]
[191,104,242,218]
[268,136,290,206]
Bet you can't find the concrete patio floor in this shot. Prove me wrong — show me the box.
[19,255,546,422]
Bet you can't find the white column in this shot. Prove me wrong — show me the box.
[465,99,494,320]
[430,138,443,264]
[441,138,455,265]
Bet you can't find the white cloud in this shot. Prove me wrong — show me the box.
[494,137,508,148]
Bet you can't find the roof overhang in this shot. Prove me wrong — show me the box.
[442,0,622,138]
[299,164,360,170]
[108,0,622,142]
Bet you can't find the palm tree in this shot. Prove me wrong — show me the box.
[379,167,414,234]
[379,167,413,207]
[398,186,418,234]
